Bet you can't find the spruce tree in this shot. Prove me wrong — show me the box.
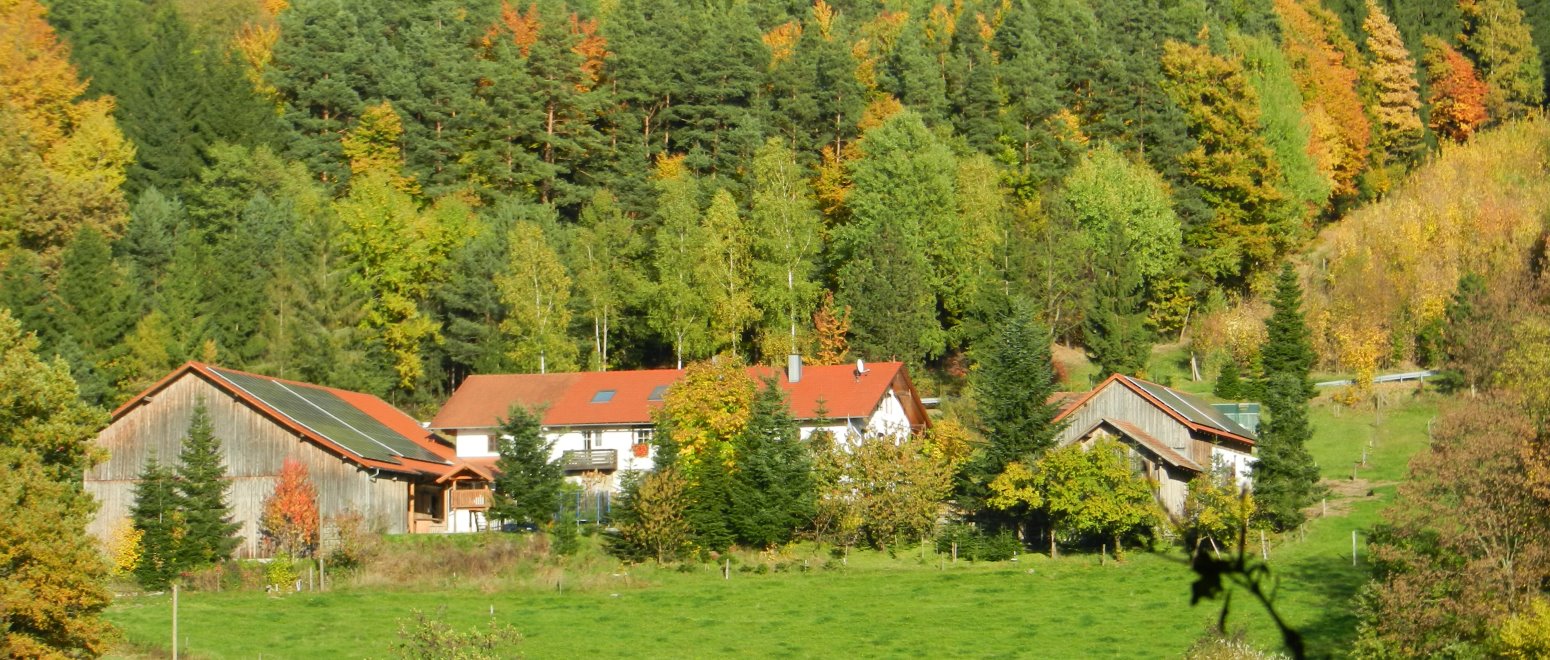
[1214,359,1245,400]
[490,405,565,527]
[175,399,240,566]
[1260,264,1317,398]
[728,380,815,548]
[837,219,941,364]
[968,300,1063,478]
[130,456,185,590]
[1252,264,1322,530]
[0,251,53,345]
[1084,239,1151,380]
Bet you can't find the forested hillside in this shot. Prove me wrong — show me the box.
[1,0,1547,411]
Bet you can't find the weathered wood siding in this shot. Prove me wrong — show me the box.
[1077,428,1192,516]
[85,373,411,557]
[1056,383,1192,452]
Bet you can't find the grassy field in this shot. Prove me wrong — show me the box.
[104,389,1440,659]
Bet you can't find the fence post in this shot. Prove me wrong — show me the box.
[1352,530,1358,566]
[171,582,179,660]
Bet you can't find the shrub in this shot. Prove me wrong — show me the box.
[325,510,381,570]
[1185,629,1288,659]
[934,523,1022,561]
[550,512,580,558]
[266,553,299,592]
[395,608,521,659]
[105,517,143,577]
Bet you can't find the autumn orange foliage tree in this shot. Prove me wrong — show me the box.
[1274,0,1371,200]
[261,458,319,557]
[1423,36,1491,143]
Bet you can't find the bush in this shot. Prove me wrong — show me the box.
[550,512,580,558]
[934,523,1023,562]
[1185,629,1288,659]
[266,554,299,592]
[395,608,521,659]
[325,510,381,570]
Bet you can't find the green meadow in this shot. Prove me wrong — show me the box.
[105,389,1438,659]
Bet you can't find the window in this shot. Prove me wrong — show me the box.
[591,389,616,403]
[486,435,500,455]
[582,429,599,450]
[634,428,654,445]
[647,385,668,402]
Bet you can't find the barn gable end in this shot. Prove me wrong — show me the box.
[87,370,415,557]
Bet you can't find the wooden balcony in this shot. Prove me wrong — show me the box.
[562,448,617,472]
[450,488,494,510]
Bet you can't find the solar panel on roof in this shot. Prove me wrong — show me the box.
[1126,377,1257,439]
[210,368,445,464]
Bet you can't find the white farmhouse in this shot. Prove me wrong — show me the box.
[429,359,929,493]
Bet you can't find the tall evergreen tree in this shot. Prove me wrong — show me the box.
[836,218,940,364]
[0,251,52,344]
[1252,264,1322,530]
[1083,239,1150,379]
[51,226,136,404]
[728,380,814,548]
[490,405,565,527]
[1260,264,1317,398]
[175,399,240,566]
[130,455,184,589]
[964,300,1063,517]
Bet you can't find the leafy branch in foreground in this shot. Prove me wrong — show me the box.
[1182,491,1304,660]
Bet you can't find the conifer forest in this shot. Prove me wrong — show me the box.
[5,0,1550,656]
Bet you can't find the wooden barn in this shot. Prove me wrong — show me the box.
[86,362,466,557]
[1052,374,1257,517]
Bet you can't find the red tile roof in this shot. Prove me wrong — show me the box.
[428,373,581,429]
[113,362,455,477]
[430,362,929,431]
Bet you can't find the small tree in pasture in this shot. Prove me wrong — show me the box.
[611,468,693,563]
[262,459,319,557]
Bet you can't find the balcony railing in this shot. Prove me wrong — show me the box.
[562,448,617,472]
[449,488,493,510]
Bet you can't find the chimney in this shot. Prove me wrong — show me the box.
[788,354,802,383]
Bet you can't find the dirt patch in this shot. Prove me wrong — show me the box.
[1307,478,1396,518]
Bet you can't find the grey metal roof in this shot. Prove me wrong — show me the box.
[1123,376,1258,440]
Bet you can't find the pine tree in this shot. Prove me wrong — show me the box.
[1252,263,1322,531]
[130,455,185,589]
[0,309,112,656]
[0,250,52,344]
[837,219,940,364]
[728,379,815,548]
[51,226,136,404]
[1214,359,1245,400]
[1460,0,1546,119]
[490,405,565,527]
[175,399,240,566]
[1362,0,1425,165]
[1083,239,1151,380]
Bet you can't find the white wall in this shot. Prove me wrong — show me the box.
[453,431,496,458]
[1211,445,1255,489]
